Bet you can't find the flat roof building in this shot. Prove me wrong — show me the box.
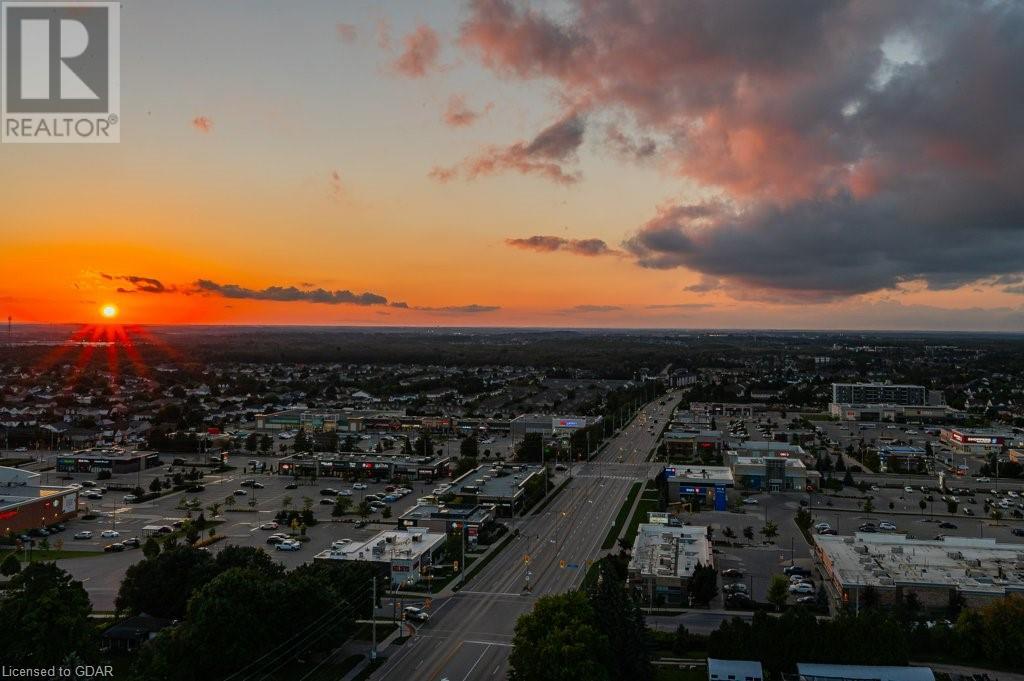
[662,429,723,460]
[628,523,713,605]
[830,383,950,423]
[708,659,764,681]
[940,427,1015,454]
[727,452,809,492]
[399,503,495,547]
[0,467,80,535]
[878,446,928,474]
[448,463,542,515]
[510,414,602,442]
[278,452,451,481]
[815,533,1024,609]
[313,527,446,587]
[662,466,733,511]
[832,383,928,407]
[55,448,161,474]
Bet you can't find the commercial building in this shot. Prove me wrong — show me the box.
[829,383,951,422]
[797,664,934,681]
[0,467,80,535]
[728,452,809,492]
[313,527,446,588]
[661,466,733,511]
[278,452,451,481]
[399,503,495,548]
[832,383,928,406]
[731,441,807,458]
[627,522,713,605]
[662,429,723,459]
[55,448,161,474]
[815,533,1024,610]
[448,463,542,516]
[878,446,928,473]
[510,414,602,442]
[939,428,1013,455]
[689,402,768,417]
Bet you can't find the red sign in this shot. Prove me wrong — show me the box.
[0,509,17,521]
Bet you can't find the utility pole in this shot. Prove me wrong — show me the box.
[371,575,377,660]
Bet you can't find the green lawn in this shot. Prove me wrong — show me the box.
[603,482,642,549]
[623,497,660,547]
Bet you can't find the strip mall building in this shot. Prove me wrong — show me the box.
[0,467,80,535]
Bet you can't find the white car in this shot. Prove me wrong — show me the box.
[123,495,137,503]
[904,486,913,493]
[814,522,831,532]
[275,539,301,551]
[879,521,897,531]
[73,530,93,540]
[403,606,430,622]
[331,539,352,549]
[741,497,759,505]
[259,522,279,530]
[100,529,120,538]
[339,489,353,496]
[353,483,367,490]
[789,582,815,594]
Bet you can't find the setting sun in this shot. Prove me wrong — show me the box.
[101,304,118,319]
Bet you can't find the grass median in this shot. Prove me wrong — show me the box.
[602,482,642,549]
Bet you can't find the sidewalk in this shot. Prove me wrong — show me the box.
[339,623,404,681]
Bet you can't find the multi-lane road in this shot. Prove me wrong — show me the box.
[373,392,681,681]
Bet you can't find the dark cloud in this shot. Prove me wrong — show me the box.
[393,24,441,78]
[605,124,656,160]
[684,276,721,293]
[1005,285,1024,295]
[506,235,618,256]
[413,304,501,314]
[101,273,173,294]
[194,280,390,306]
[645,303,712,310]
[563,304,621,313]
[460,0,1024,299]
[432,112,585,184]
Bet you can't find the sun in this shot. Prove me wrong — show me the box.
[100,304,118,319]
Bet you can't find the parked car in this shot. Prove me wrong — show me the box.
[789,582,815,594]
[320,488,339,496]
[741,497,759,505]
[233,489,247,496]
[100,529,120,538]
[275,539,301,552]
[284,483,298,490]
[723,583,748,594]
[858,524,878,533]
[320,498,335,505]
[123,494,137,503]
[339,489,353,496]
[722,568,744,579]
[938,522,958,529]
[1011,528,1024,537]
[122,537,141,548]
[73,530,93,540]
[878,521,897,531]
[784,565,811,577]
[259,522,279,530]
[266,534,290,545]
[725,593,754,608]
[796,596,817,605]
[103,543,125,552]
[353,483,368,490]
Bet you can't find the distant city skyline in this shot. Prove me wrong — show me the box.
[2,0,1023,331]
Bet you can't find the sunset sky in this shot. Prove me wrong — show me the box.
[2,0,1023,330]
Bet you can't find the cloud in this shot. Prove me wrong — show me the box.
[434,111,585,184]
[193,280,391,306]
[393,24,441,78]
[645,303,712,310]
[329,170,345,200]
[1005,285,1024,295]
[376,18,392,50]
[191,116,213,133]
[505,235,619,256]
[443,94,494,127]
[459,0,1024,299]
[684,275,721,293]
[563,304,622,313]
[605,124,656,160]
[100,273,174,294]
[335,23,357,44]
[413,304,501,314]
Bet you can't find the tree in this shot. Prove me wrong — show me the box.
[919,499,928,513]
[760,521,779,542]
[723,526,736,539]
[382,506,392,520]
[149,476,162,493]
[116,545,216,619]
[245,432,258,452]
[767,575,790,612]
[586,558,652,681]
[206,502,222,518]
[1,553,21,576]
[224,494,236,508]
[862,498,874,514]
[509,592,611,681]
[991,508,1003,524]
[357,500,371,519]
[515,433,544,463]
[687,563,719,606]
[460,435,479,458]
[332,496,352,517]
[0,562,96,665]
[794,508,812,533]
[142,536,161,559]
[743,526,755,541]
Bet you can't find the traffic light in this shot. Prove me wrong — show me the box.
[424,597,432,609]
[559,559,566,569]
[523,554,530,565]
[453,560,459,573]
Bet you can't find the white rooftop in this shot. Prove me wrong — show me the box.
[314,528,445,563]
[628,524,713,580]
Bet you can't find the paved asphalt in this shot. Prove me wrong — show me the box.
[371,392,682,681]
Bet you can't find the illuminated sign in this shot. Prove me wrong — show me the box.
[0,509,17,521]
[557,419,580,428]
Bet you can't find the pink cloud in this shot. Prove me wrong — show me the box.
[191,116,213,133]
[443,94,494,127]
[335,23,357,44]
[394,25,441,78]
